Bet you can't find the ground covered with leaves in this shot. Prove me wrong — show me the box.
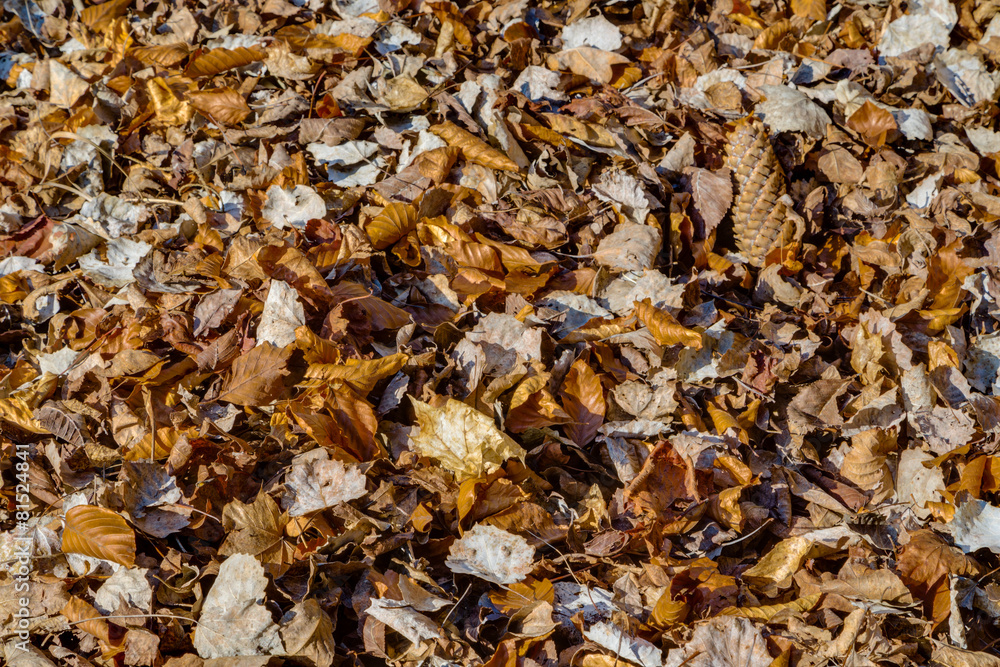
[8,0,1000,665]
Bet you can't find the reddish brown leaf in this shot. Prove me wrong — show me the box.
[559,359,605,446]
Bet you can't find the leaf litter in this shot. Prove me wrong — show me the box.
[6,0,1000,664]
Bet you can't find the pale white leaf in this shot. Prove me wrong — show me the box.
[584,622,662,667]
[94,567,152,615]
[257,280,306,349]
[562,14,622,51]
[365,597,441,644]
[446,523,535,584]
[282,449,367,516]
[952,500,1000,553]
[192,553,283,659]
[261,185,326,230]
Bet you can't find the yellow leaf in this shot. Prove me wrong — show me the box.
[719,593,821,622]
[753,19,791,51]
[125,426,178,461]
[633,299,702,348]
[520,123,573,148]
[430,122,520,172]
[0,397,49,434]
[791,0,826,21]
[489,578,555,614]
[146,77,193,127]
[740,536,812,588]
[611,66,644,89]
[305,353,408,395]
[651,590,689,627]
[186,46,266,78]
[409,396,526,482]
[81,0,131,31]
[62,505,136,567]
[366,202,418,250]
[541,113,618,147]
[130,43,191,68]
[411,503,434,531]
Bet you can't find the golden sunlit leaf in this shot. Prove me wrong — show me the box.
[633,299,702,348]
[791,0,826,21]
[651,591,689,627]
[188,87,251,126]
[430,122,520,172]
[410,396,526,482]
[186,46,266,78]
[146,76,193,127]
[305,353,408,395]
[847,100,897,148]
[81,0,131,31]
[217,342,293,406]
[753,18,791,50]
[366,203,418,250]
[62,505,136,567]
[130,43,191,68]
[719,594,821,622]
[0,397,49,434]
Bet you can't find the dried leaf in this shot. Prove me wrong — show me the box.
[446,523,535,584]
[634,299,702,348]
[192,553,284,658]
[366,203,418,250]
[188,87,251,125]
[410,396,526,482]
[186,46,265,78]
[62,505,136,567]
[217,342,293,406]
[559,358,605,446]
[430,122,520,172]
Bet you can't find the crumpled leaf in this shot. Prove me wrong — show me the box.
[445,523,535,584]
[663,617,772,667]
[409,396,526,482]
[282,449,367,516]
[261,185,326,230]
[951,500,1000,554]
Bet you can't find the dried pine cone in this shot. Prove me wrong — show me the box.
[724,119,800,266]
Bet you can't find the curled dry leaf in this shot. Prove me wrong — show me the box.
[633,299,703,348]
[366,202,418,250]
[430,122,520,172]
